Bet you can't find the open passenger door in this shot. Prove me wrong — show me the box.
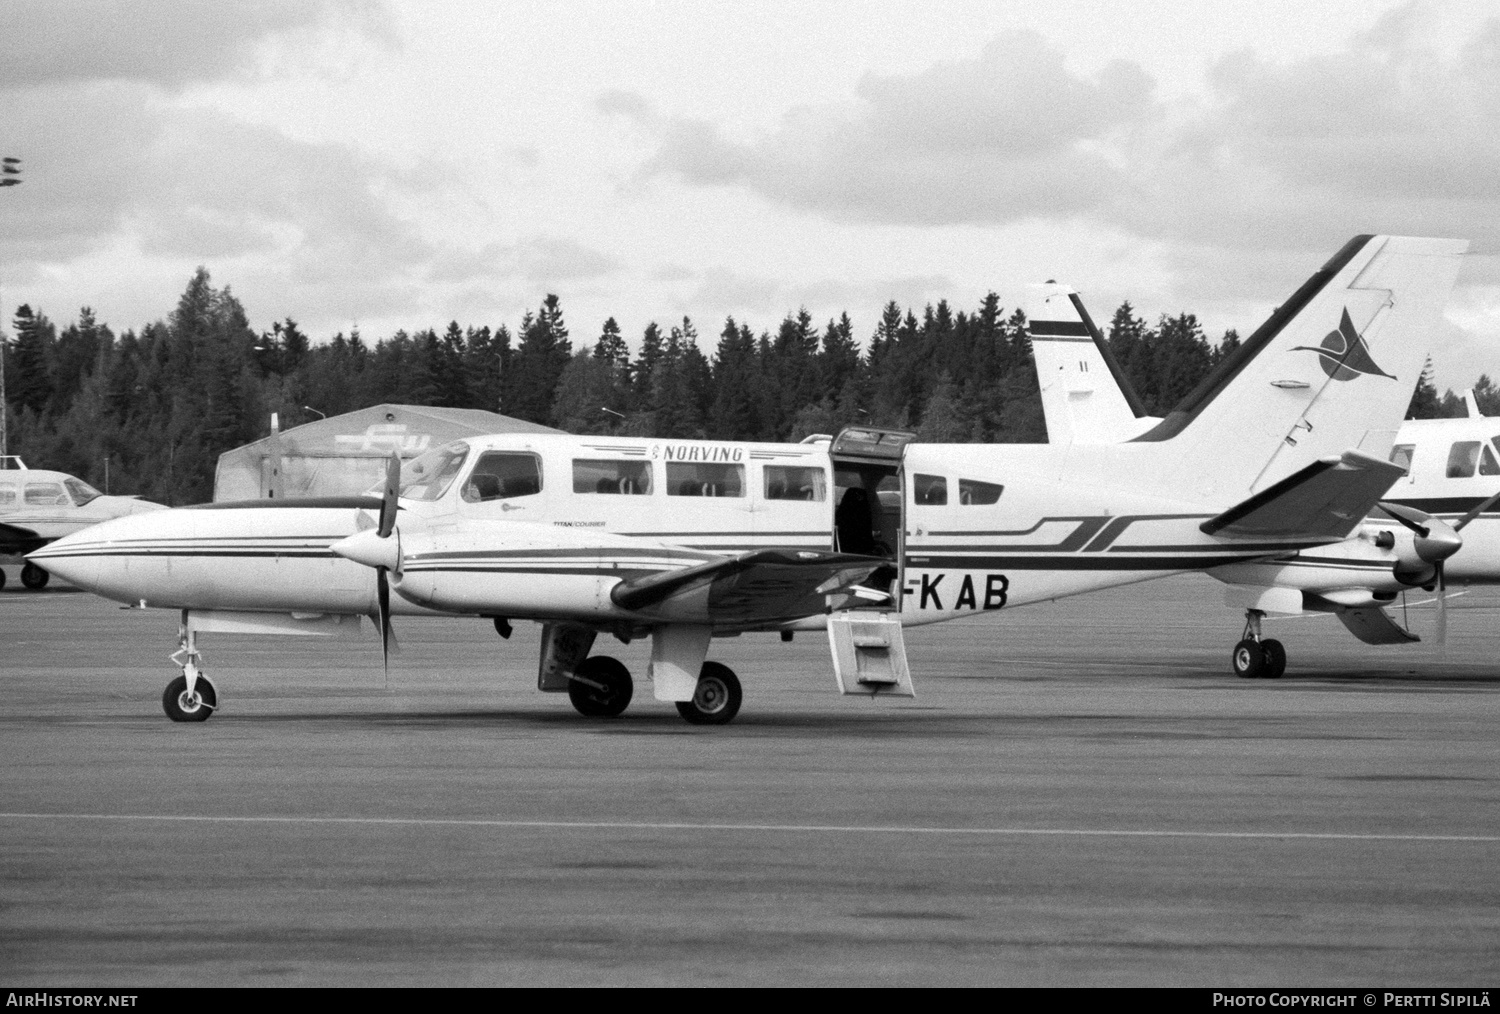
[827,427,916,697]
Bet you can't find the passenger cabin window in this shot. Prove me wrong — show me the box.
[0,485,16,506]
[1447,441,1481,478]
[667,462,744,497]
[913,473,947,505]
[464,451,543,501]
[1389,444,1415,475]
[573,459,652,495]
[764,465,826,502]
[958,479,1004,505]
[24,482,69,506]
[1482,443,1500,477]
[399,441,469,501]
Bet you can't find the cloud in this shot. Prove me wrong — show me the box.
[626,31,1157,227]
[428,237,621,286]
[624,13,1500,258]
[0,0,394,90]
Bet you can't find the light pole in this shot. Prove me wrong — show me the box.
[0,157,21,464]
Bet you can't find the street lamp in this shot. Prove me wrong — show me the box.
[303,405,327,420]
[1,157,21,461]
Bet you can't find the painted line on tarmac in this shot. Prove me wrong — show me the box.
[1,812,1496,843]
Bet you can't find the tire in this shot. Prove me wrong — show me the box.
[568,655,633,718]
[676,661,742,726]
[1231,639,1265,679]
[162,673,217,722]
[20,562,49,590]
[1260,638,1287,679]
[0,567,6,591]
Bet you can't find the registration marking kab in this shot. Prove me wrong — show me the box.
[2,812,1495,843]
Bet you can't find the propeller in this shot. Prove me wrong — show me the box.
[1378,501,1467,647]
[331,453,404,668]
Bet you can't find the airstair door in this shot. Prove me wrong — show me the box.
[828,426,915,606]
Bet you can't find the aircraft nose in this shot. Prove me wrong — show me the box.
[25,531,101,591]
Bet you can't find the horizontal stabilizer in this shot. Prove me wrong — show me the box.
[611,548,885,625]
[1332,605,1420,645]
[1201,450,1406,540]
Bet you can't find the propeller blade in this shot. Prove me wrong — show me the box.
[1453,489,1500,532]
[1434,562,1449,652]
[377,567,393,670]
[378,452,400,538]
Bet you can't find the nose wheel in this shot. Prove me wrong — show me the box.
[1232,610,1286,679]
[20,562,49,590]
[162,672,218,722]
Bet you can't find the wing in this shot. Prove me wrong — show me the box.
[610,548,888,626]
[1200,449,1406,541]
[0,521,45,555]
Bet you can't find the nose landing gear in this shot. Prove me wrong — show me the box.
[1232,609,1286,679]
[164,615,218,721]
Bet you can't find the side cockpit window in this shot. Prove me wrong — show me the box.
[1389,444,1415,475]
[464,452,543,501]
[958,479,1004,505]
[1481,443,1500,477]
[1447,441,1481,479]
[24,482,70,506]
[573,459,651,495]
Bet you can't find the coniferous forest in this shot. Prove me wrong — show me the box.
[2,267,1495,506]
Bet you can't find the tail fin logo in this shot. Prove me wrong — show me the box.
[1293,308,1396,382]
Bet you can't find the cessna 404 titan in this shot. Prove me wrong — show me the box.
[31,234,1466,723]
[1027,249,1495,675]
[0,458,164,591]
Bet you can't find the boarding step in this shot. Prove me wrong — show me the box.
[827,610,914,697]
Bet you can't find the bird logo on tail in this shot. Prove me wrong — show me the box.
[1293,308,1396,382]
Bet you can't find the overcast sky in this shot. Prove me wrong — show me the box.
[3,0,1498,388]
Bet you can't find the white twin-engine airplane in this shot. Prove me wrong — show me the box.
[1027,243,1496,677]
[31,234,1465,723]
[0,459,165,591]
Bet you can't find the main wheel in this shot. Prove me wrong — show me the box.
[20,562,49,590]
[162,673,217,722]
[0,567,6,591]
[1232,639,1265,679]
[568,655,633,718]
[676,661,742,726]
[1259,638,1287,679]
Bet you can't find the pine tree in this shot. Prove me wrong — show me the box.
[9,305,55,414]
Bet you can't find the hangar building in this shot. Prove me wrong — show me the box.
[213,403,560,502]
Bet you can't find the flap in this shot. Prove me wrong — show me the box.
[1201,449,1406,540]
[610,548,886,625]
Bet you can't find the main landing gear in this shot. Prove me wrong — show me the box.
[1231,609,1286,679]
[20,562,50,590]
[164,619,218,722]
[565,655,744,725]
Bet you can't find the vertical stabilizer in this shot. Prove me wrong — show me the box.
[1026,283,1160,444]
[1133,235,1467,504]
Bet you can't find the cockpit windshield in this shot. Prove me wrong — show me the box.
[398,441,470,501]
[63,477,102,506]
